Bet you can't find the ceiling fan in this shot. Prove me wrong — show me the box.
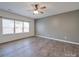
[32,3,46,15]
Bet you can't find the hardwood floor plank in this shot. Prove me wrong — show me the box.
[0,36,79,57]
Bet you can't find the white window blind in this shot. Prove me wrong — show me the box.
[2,19,14,34]
[15,21,23,33]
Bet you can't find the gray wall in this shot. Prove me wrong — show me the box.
[36,10,79,43]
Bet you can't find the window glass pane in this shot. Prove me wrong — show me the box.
[24,22,29,32]
[15,21,23,33]
[2,19,14,34]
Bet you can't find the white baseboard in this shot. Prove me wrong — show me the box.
[36,35,79,45]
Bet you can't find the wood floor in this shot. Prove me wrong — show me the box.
[0,36,79,57]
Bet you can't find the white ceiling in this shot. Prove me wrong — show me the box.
[0,2,79,19]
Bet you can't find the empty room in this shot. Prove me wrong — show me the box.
[0,2,79,57]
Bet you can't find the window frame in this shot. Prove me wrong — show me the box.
[2,17,30,35]
[23,21,30,33]
[15,20,23,34]
[2,18,15,35]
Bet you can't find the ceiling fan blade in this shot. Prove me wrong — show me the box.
[40,6,46,9]
[40,11,44,14]
[31,4,38,10]
[35,4,39,10]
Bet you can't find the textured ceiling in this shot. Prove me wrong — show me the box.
[0,2,79,19]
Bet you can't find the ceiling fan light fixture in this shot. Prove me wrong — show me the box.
[33,10,39,14]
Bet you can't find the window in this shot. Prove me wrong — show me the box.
[15,21,23,33]
[2,19,14,34]
[24,22,29,32]
[2,18,30,35]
